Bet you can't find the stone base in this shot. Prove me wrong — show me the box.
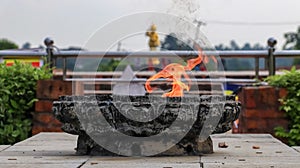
[76,134,213,156]
[160,136,213,156]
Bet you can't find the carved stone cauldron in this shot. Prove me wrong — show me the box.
[53,94,240,156]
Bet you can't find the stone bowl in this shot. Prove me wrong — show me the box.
[53,94,240,156]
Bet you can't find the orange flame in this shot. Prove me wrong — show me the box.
[145,47,216,97]
[145,63,191,97]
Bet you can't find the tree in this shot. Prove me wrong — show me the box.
[22,42,31,49]
[161,33,193,51]
[241,43,251,50]
[253,43,265,50]
[0,39,18,50]
[230,40,240,50]
[283,27,300,65]
[215,40,266,70]
[283,27,300,50]
[215,40,265,51]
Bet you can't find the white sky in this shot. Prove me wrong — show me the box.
[1,0,300,50]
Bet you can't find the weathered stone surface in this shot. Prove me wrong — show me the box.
[53,95,240,156]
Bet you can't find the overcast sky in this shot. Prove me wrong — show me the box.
[1,0,300,50]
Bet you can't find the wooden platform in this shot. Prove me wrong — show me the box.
[0,133,299,168]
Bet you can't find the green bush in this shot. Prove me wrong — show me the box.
[98,59,130,71]
[265,67,300,146]
[0,61,52,144]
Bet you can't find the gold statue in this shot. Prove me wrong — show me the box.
[146,24,160,51]
[146,24,160,69]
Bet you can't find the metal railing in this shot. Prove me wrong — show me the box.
[1,38,300,82]
[1,49,300,79]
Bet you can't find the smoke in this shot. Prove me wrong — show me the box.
[167,0,201,21]
[164,0,212,49]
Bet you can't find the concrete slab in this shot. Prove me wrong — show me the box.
[0,145,10,152]
[0,143,78,156]
[87,156,200,164]
[201,156,300,164]
[204,162,300,168]
[0,132,79,156]
[14,133,77,146]
[0,132,299,168]
[0,164,82,168]
[0,133,89,168]
[3,144,77,152]
[0,156,88,164]
[0,151,77,157]
[82,156,200,168]
[202,134,300,167]
[212,134,298,157]
[13,140,74,146]
[0,156,87,167]
[82,163,199,168]
[292,146,300,153]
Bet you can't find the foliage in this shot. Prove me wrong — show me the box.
[282,27,300,65]
[283,27,300,50]
[161,33,193,51]
[215,40,266,70]
[0,39,18,50]
[215,40,266,51]
[98,59,129,71]
[21,42,31,49]
[0,61,52,144]
[265,67,300,146]
[160,34,267,70]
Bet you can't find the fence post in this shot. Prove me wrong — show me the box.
[62,58,67,80]
[255,57,259,79]
[267,38,277,76]
[44,38,54,70]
